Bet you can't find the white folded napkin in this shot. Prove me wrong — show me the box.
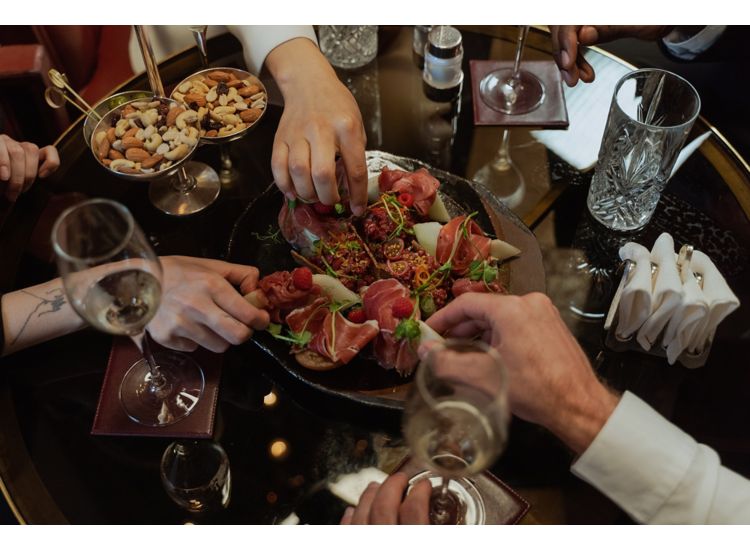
[328,467,388,506]
[686,250,740,354]
[616,242,653,340]
[636,233,682,350]
[663,259,708,365]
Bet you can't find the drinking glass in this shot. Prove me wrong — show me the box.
[161,440,231,514]
[51,199,204,426]
[318,26,378,70]
[403,339,509,525]
[472,128,525,210]
[479,25,545,115]
[587,68,701,231]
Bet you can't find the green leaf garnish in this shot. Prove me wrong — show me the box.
[394,318,421,342]
[334,203,345,214]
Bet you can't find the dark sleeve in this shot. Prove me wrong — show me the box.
[0,294,5,356]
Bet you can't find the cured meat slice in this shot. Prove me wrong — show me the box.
[451,278,506,298]
[362,279,420,375]
[378,167,440,217]
[435,215,492,276]
[258,270,321,323]
[278,201,347,256]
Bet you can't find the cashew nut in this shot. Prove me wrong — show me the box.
[135,128,145,141]
[180,127,199,147]
[115,118,130,138]
[156,143,170,156]
[143,125,156,139]
[178,81,192,94]
[164,143,189,161]
[175,109,199,130]
[131,101,150,110]
[110,159,136,171]
[144,133,163,152]
[161,128,180,142]
[191,79,209,93]
[172,91,185,103]
[206,89,217,103]
[213,106,236,116]
[139,108,159,128]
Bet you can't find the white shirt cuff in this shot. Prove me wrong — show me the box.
[571,391,700,523]
[226,25,318,75]
[662,26,727,60]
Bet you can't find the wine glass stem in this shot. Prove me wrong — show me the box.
[220,144,232,172]
[491,128,513,172]
[173,165,196,194]
[511,25,530,82]
[133,330,167,389]
[191,26,209,69]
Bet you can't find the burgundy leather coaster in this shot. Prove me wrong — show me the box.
[470,59,569,129]
[91,337,222,438]
[394,456,530,524]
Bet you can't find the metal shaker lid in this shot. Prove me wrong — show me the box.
[427,26,463,59]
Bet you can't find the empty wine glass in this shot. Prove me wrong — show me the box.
[51,199,204,426]
[403,339,509,525]
[479,26,545,115]
[161,439,231,514]
[472,128,526,210]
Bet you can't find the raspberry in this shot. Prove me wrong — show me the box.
[312,202,335,215]
[391,297,414,319]
[291,267,313,290]
[347,308,367,324]
[397,192,414,208]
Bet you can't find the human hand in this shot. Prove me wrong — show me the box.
[0,135,60,202]
[148,256,270,353]
[426,292,620,454]
[550,26,673,86]
[265,38,368,216]
[340,473,432,525]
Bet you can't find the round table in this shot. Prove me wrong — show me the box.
[1,26,748,525]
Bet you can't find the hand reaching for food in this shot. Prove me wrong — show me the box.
[148,256,270,353]
[340,472,431,525]
[265,37,369,216]
[0,134,60,202]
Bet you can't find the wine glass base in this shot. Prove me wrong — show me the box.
[148,161,221,216]
[408,471,486,525]
[120,351,205,427]
[472,161,526,210]
[480,68,545,115]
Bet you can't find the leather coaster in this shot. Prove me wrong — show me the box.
[470,59,569,129]
[91,337,222,438]
[394,456,530,524]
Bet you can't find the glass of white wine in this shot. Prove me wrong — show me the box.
[51,198,204,426]
[403,339,509,525]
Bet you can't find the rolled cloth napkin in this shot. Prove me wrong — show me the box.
[616,242,653,340]
[663,261,707,365]
[636,233,683,350]
[686,250,740,355]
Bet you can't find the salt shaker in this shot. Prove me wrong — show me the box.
[422,25,464,102]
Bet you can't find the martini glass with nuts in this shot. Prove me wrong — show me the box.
[88,95,220,216]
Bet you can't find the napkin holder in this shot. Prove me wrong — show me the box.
[603,245,712,369]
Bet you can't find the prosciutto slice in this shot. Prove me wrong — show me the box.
[258,270,321,323]
[451,278,506,298]
[435,215,492,276]
[378,167,440,217]
[362,279,420,375]
[286,298,379,365]
[278,201,347,256]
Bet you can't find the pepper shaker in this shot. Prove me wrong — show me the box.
[422,25,464,102]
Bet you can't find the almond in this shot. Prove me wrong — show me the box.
[240,108,262,123]
[237,85,261,98]
[97,135,110,159]
[203,77,218,87]
[118,166,141,174]
[125,148,150,162]
[184,93,206,107]
[205,129,218,138]
[166,106,185,127]
[226,79,243,88]
[207,70,231,82]
[123,127,138,139]
[102,158,112,166]
[122,137,144,150]
[106,127,117,143]
[121,104,136,117]
[108,149,125,160]
[141,154,164,169]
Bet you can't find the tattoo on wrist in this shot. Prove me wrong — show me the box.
[10,288,67,346]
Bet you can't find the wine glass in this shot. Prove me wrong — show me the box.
[472,128,526,210]
[479,25,545,115]
[403,339,509,525]
[51,198,205,426]
[161,439,231,515]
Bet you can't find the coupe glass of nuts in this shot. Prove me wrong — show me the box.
[170,67,267,186]
[88,95,220,216]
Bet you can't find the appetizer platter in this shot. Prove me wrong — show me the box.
[227,151,545,410]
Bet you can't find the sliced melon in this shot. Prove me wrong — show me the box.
[367,175,380,203]
[490,239,521,260]
[417,320,445,346]
[312,273,361,304]
[413,222,443,258]
[427,193,451,223]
